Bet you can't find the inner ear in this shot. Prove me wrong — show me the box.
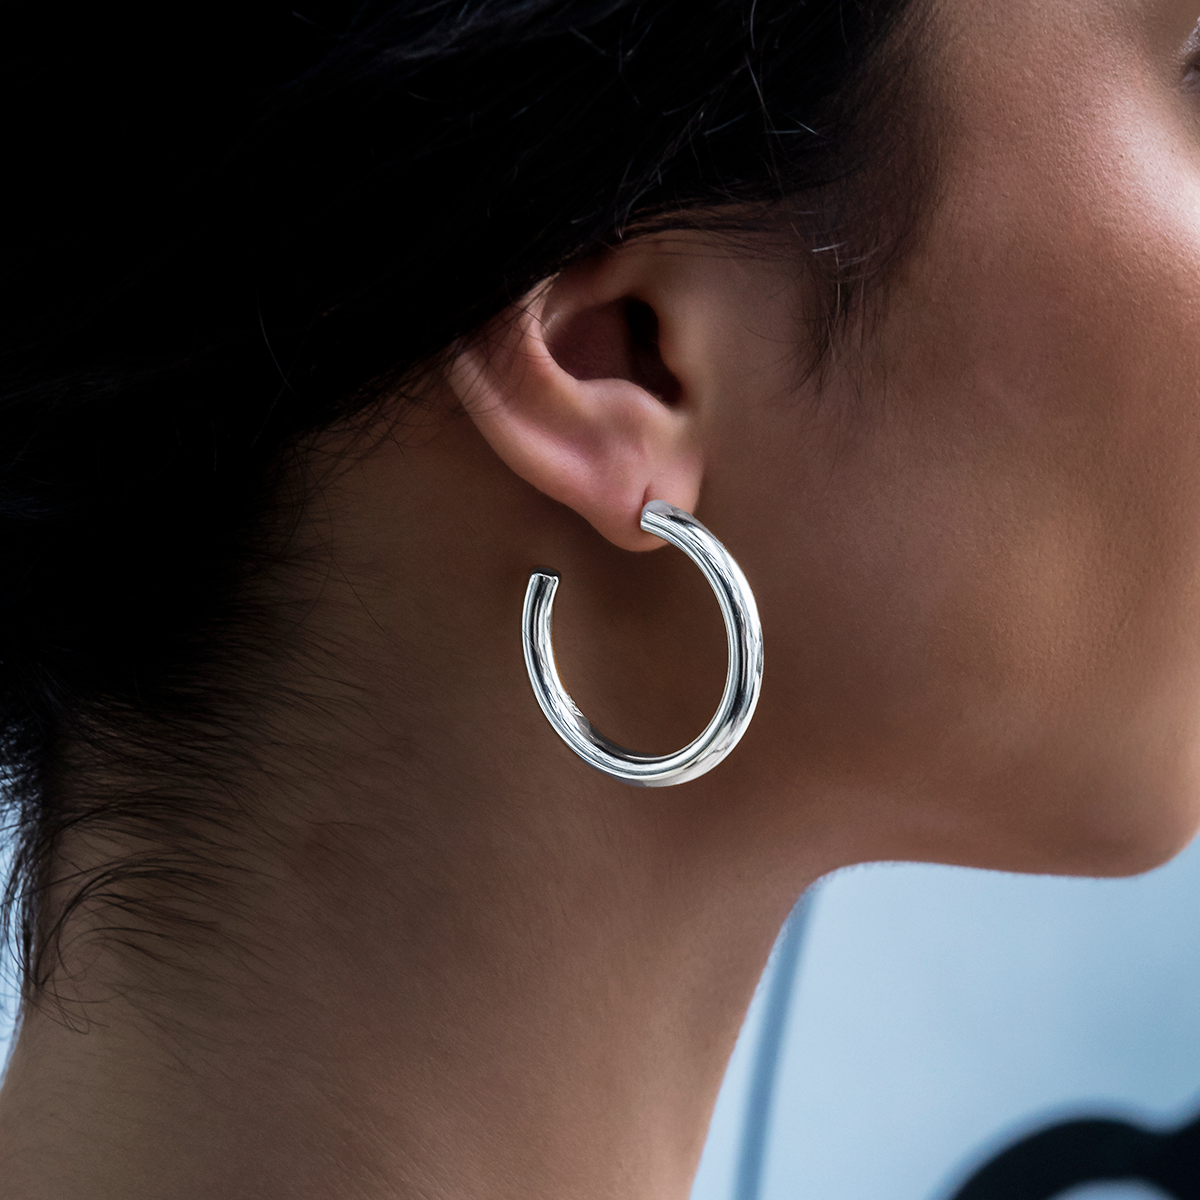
[545,296,682,406]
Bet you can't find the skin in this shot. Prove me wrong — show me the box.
[5,0,1200,1196]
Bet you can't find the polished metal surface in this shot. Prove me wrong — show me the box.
[522,500,764,787]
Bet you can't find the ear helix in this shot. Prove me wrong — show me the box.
[521,501,763,786]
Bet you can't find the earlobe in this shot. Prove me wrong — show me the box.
[446,267,703,553]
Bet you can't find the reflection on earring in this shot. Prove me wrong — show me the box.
[522,500,764,787]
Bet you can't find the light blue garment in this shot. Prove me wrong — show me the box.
[695,837,1200,1200]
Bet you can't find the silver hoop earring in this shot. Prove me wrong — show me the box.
[522,500,764,787]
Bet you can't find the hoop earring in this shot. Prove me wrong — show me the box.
[522,500,764,787]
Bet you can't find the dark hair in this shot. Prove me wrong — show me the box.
[0,0,931,997]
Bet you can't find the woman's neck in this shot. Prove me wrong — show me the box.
[0,419,822,1198]
[0,744,808,1199]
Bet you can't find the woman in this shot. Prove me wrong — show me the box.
[2,0,1199,1196]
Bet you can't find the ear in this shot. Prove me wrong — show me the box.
[446,252,703,552]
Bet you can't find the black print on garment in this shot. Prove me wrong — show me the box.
[949,1110,1200,1199]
